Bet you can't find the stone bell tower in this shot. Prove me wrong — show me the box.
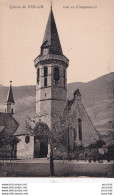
[34,6,69,128]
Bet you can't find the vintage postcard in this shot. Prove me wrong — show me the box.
[0,0,114,192]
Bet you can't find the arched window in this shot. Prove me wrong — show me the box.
[25,136,30,144]
[78,119,82,141]
[11,108,13,114]
[74,128,76,141]
[63,69,66,88]
[54,67,60,84]
[37,68,40,84]
[44,77,47,87]
[44,66,48,76]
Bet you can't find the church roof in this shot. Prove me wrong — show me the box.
[73,88,81,96]
[67,89,81,109]
[41,6,63,55]
[0,125,5,133]
[0,108,37,137]
[0,112,18,137]
[6,81,15,103]
[13,108,37,136]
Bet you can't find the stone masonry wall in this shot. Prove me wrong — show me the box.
[16,135,34,159]
[67,100,99,149]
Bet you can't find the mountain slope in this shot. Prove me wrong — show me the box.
[0,73,114,133]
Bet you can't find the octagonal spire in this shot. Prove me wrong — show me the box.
[41,6,63,55]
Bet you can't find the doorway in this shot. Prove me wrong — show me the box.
[33,121,49,158]
[40,141,48,158]
[34,137,48,158]
[34,137,40,158]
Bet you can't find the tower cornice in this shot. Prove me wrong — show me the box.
[34,54,69,68]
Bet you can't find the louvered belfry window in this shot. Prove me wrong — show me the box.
[44,66,48,87]
[37,68,40,84]
[44,77,47,87]
[44,66,48,76]
[63,69,66,88]
[78,118,82,141]
[54,66,60,84]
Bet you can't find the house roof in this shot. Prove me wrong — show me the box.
[41,6,63,55]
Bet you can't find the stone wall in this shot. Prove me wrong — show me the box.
[16,135,34,159]
[4,103,15,114]
[66,100,99,149]
[36,62,67,117]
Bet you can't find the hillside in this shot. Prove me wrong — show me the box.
[0,72,114,134]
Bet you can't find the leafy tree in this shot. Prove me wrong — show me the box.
[88,140,106,149]
[0,135,20,162]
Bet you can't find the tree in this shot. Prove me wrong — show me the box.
[9,136,20,160]
[0,135,20,162]
[88,140,106,149]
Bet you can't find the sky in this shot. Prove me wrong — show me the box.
[0,0,114,86]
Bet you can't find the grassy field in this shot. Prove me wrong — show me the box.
[0,160,114,177]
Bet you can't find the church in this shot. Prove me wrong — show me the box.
[0,6,99,159]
